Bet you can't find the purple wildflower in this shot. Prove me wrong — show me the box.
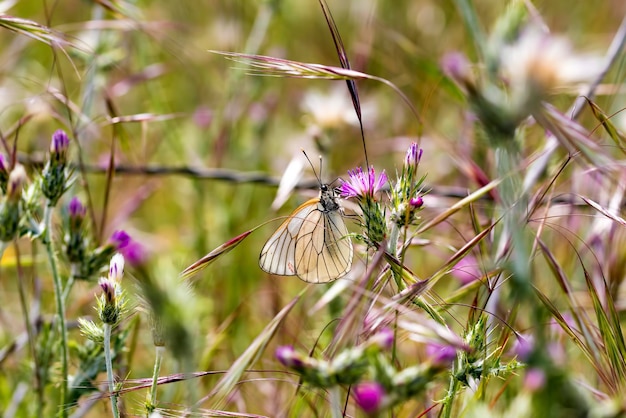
[511,335,534,361]
[99,277,116,304]
[409,196,423,208]
[0,153,6,172]
[275,345,304,369]
[370,327,395,350]
[68,197,86,218]
[120,239,147,266]
[426,342,457,366]
[451,256,480,285]
[110,230,131,250]
[50,129,70,154]
[523,368,546,392]
[340,166,387,199]
[353,382,385,414]
[405,142,423,166]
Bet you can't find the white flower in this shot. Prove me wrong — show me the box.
[500,25,604,98]
[301,86,358,128]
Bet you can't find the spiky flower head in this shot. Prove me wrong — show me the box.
[97,253,126,324]
[50,129,70,157]
[340,166,387,200]
[405,142,423,167]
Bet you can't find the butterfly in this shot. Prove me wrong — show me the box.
[259,182,353,283]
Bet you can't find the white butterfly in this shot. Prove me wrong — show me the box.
[259,183,353,283]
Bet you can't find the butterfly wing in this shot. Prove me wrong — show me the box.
[259,199,318,276]
[294,202,353,283]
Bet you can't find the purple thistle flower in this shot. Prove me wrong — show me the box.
[99,277,116,304]
[409,196,423,208]
[0,153,7,172]
[275,345,304,369]
[110,230,131,250]
[511,335,534,361]
[68,196,86,218]
[120,239,147,266]
[50,129,70,154]
[426,342,457,366]
[523,368,546,392]
[340,166,387,199]
[353,381,385,414]
[451,256,480,285]
[370,327,394,350]
[405,143,423,166]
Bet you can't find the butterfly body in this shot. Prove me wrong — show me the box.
[259,185,353,283]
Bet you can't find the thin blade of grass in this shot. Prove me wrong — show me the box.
[585,98,626,156]
[205,293,303,410]
[580,196,626,227]
[318,0,369,166]
[582,267,626,388]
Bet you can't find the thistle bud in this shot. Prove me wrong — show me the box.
[0,165,26,242]
[42,129,71,206]
[0,154,8,193]
[65,197,87,263]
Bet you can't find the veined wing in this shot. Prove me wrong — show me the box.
[259,198,318,276]
[294,205,353,283]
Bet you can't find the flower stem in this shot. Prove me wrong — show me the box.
[329,386,342,418]
[146,346,164,416]
[43,205,68,418]
[103,323,120,418]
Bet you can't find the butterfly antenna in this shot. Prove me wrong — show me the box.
[301,149,322,185]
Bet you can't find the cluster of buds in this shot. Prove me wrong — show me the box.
[72,229,145,279]
[97,253,126,324]
[276,328,456,415]
[42,129,71,206]
[0,165,27,242]
[340,166,388,247]
[390,143,425,228]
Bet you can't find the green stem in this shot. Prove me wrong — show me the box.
[104,323,120,418]
[44,205,68,418]
[146,346,164,416]
[329,386,342,418]
[441,374,460,418]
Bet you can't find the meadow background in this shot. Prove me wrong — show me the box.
[1,0,626,417]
